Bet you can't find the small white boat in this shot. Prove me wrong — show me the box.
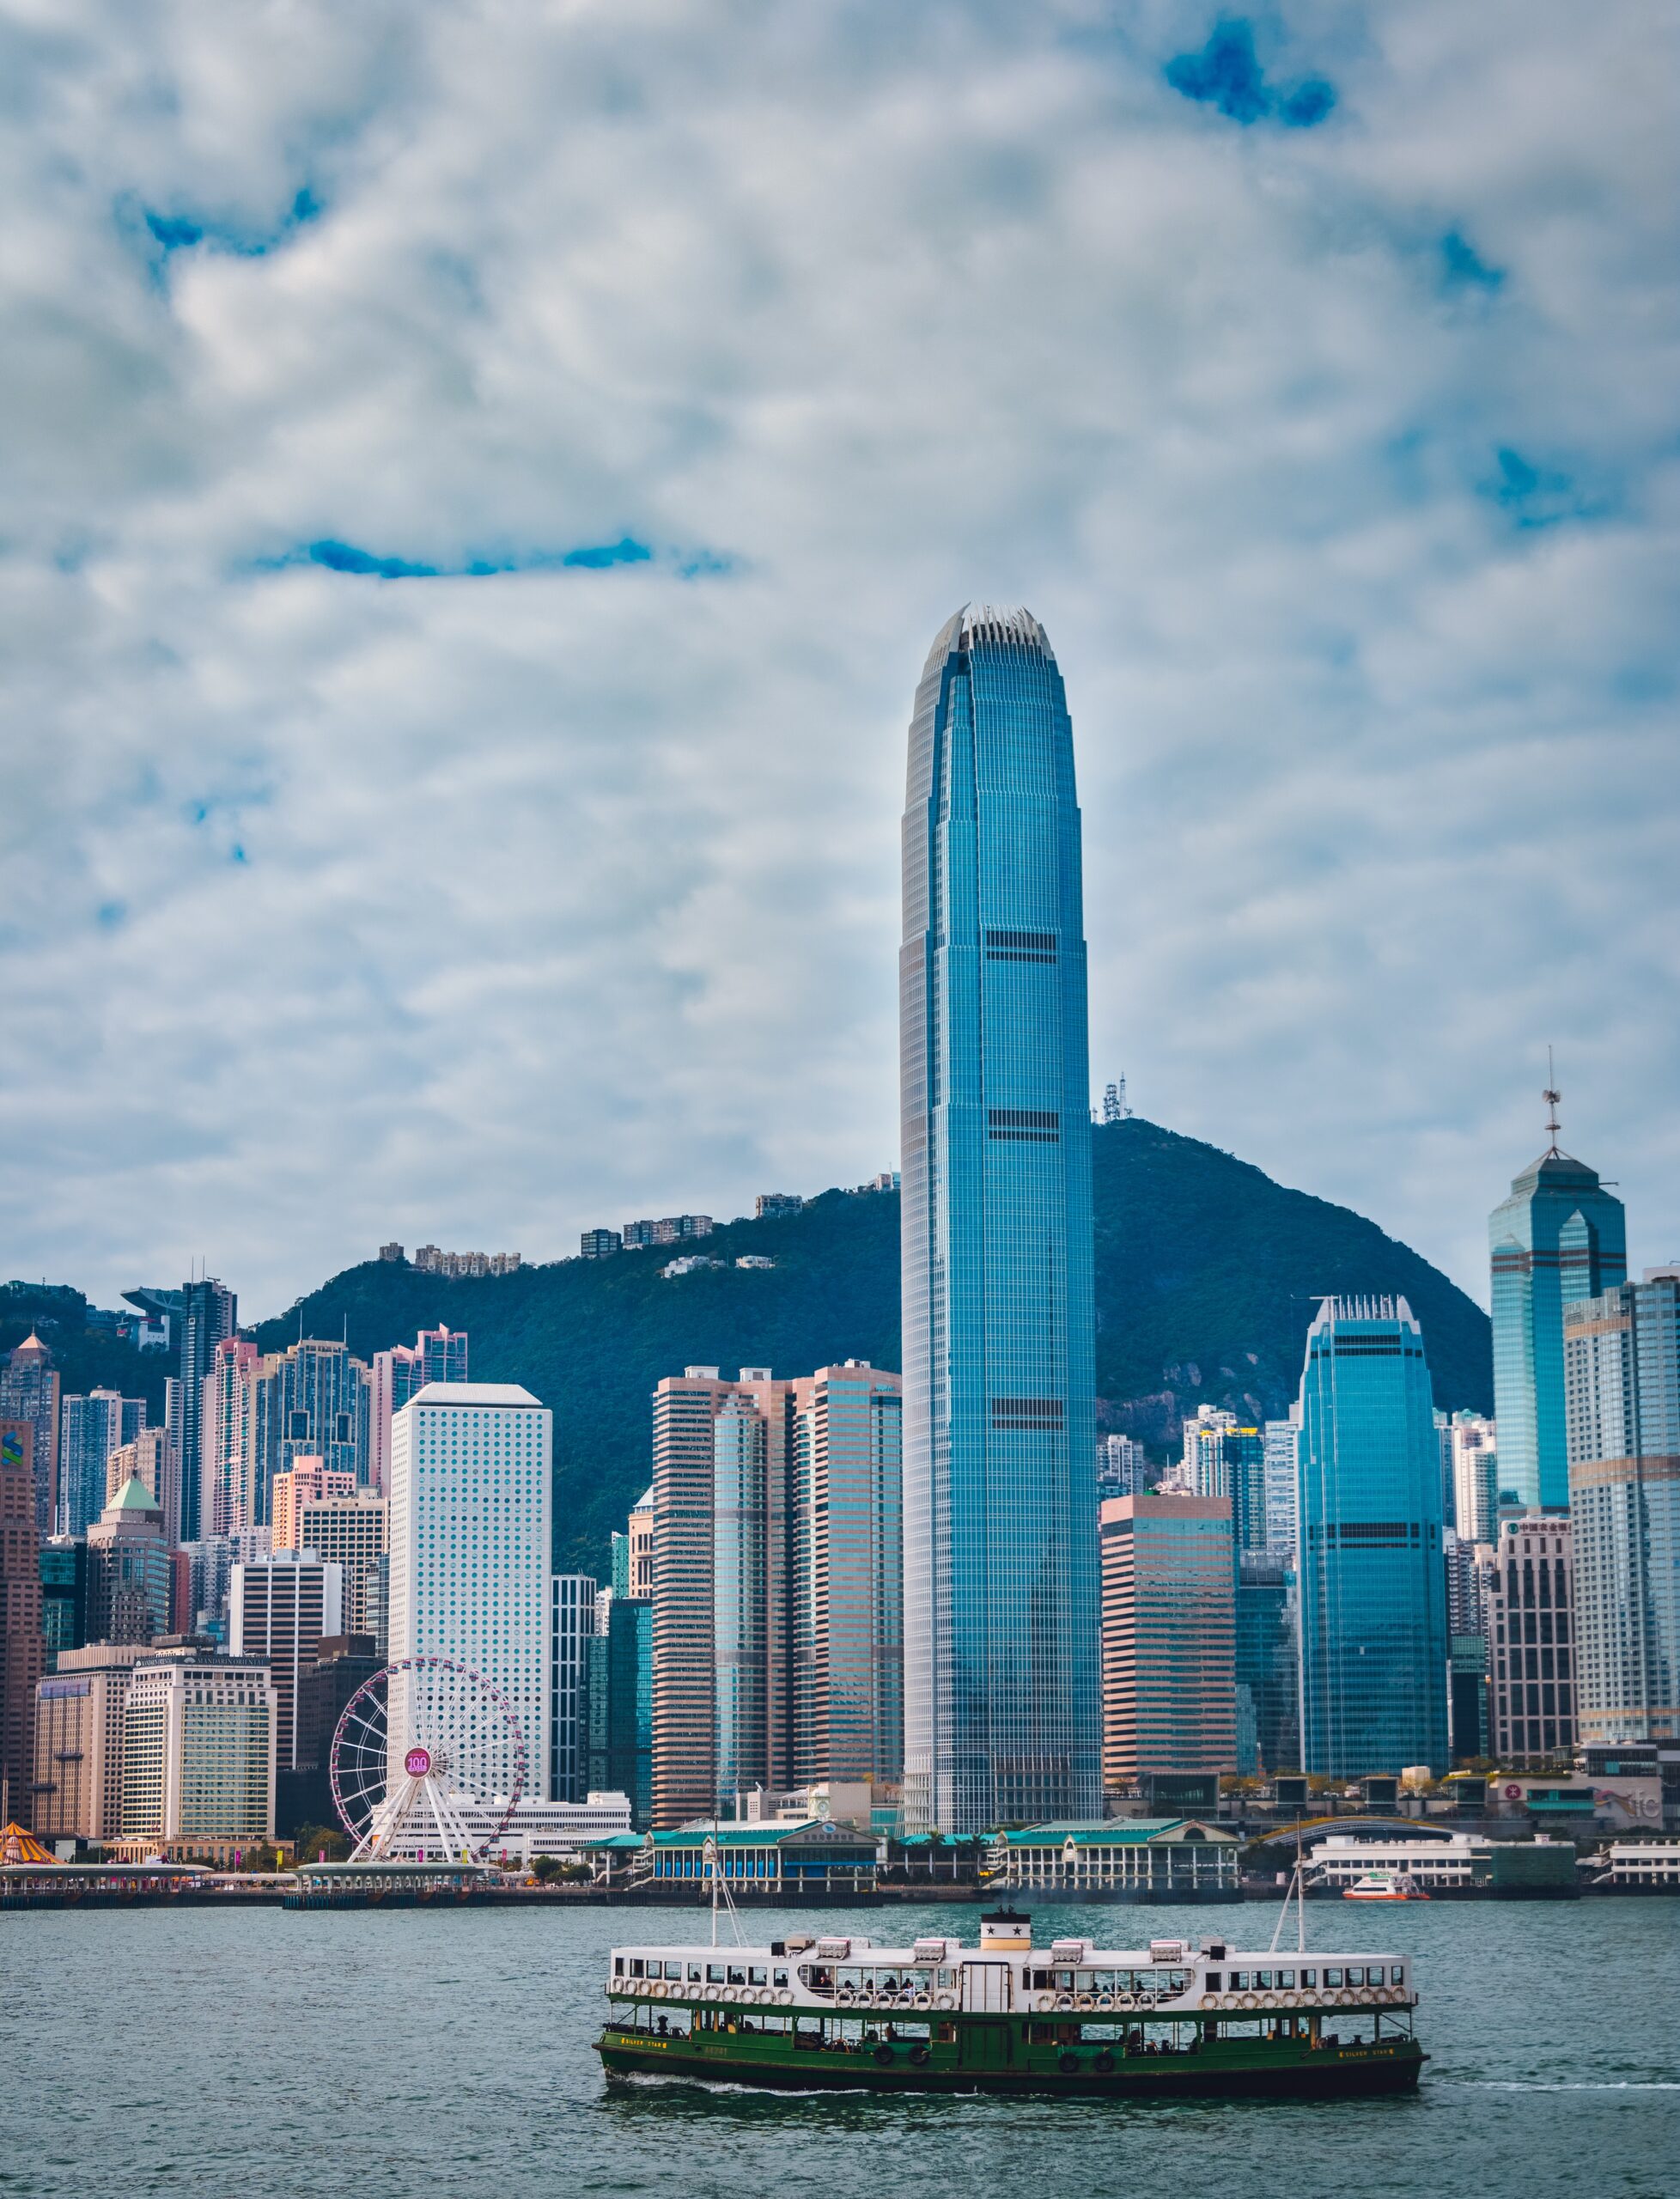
[1342,1870,1428,1902]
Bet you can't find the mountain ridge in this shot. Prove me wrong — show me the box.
[246,1118,1493,1574]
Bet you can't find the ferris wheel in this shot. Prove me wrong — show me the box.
[328,1655,527,1862]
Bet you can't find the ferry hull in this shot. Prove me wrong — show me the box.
[596,2033,1424,2101]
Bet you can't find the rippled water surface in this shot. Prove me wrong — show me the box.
[3,1897,1676,2198]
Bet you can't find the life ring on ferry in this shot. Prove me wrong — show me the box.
[1239,1994,1260,2009]
[1093,2050,1116,2074]
[909,2046,931,2068]
[1336,1991,1357,2008]
[1357,1989,1377,2006]
[776,1989,792,2006]
[836,1989,855,2006]
[651,1983,667,1999]
[1280,1992,1299,2008]
[913,1992,931,2009]
[1055,1994,1074,2012]
[1096,1994,1115,2010]
[1077,1995,1095,2011]
[934,1992,957,2010]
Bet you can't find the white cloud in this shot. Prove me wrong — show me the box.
[1,0,1676,1315]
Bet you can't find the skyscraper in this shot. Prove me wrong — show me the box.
[648,1361,904,1825]
[1294,1296,1450,1776]
[0,1421,45,1825]
[229,1550,344,1775]
[201,1337,259,1537]
[1488,1121,1625,1511]
[389,1382,552,1800]
[244,1339,373,1526]
[369,1327,467,1494]
[1,1334,60,1535]
[58,1391,144,1539]
[1566,1266,1680,1745]
[1099,1494,1236,1789]
[1186,1416,1268,1558]
[125,1278,237,1544]
[1448,1411,1499,1544]
[899,604,1099,1834]
[1484,1514,1574,1766]
[84,1476,173,1645]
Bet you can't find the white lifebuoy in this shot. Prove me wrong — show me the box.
[836,1989,854,2005]
[1280,1992,1299,2009]
[913,1993,931,2009]
[1239,1994,1259,2009]
[1056,1995,1074,2011]
[1076,1995,1095,2012]
[1096,1995,1114,2011]
[651,1982,667,2000]
[776,1989,792,2006]
[1357,1989,1376,2007]
[1337,1990,1357,2008]
[934,1993,956,2010]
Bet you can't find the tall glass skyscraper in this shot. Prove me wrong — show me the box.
[899,604,1100,1833]
[1295,1296,1449,1776]
[1489,1142,1625,1510]
[1566,1267,1680,1745]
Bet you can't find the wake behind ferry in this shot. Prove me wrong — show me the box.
[595,1906,1424,2098]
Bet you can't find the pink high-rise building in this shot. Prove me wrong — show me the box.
[369,1327,467,1493]
[271,1457,356,1552]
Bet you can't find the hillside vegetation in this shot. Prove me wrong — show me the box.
[249,1118,1493,1574]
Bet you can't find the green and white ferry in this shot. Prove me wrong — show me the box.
[596,1905,1424,2098]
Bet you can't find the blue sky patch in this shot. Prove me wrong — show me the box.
[137,187,323,265]
[1481,447,1602,529]
[1165,19,1335,128]
[269,535,701,581]
[1440,229,1505,294]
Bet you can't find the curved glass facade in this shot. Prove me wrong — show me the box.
[1295,1296,1449,1776]
[899,604,1100,1833]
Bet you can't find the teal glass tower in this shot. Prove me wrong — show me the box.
[1489,1125,1626,1511]
[899,605,1100,1834]
[1295,1296,1449,1776]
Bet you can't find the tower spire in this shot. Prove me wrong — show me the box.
[1542,1046,1562,1157]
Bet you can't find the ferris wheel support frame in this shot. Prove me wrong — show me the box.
[327,1654,527,1864]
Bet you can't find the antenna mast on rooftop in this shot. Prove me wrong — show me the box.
[1542,1046,1562,1157]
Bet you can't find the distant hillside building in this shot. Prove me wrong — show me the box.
[580,1229,622,1258]
[755,1194,804,1220]
[624,1215,712,1250]
[412,1247,520,1278]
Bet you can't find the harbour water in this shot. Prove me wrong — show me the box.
[3,1897,1676,2199]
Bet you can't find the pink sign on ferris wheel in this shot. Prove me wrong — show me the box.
[405,1746,433,1778]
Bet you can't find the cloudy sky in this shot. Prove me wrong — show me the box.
[3,0,1676,1318]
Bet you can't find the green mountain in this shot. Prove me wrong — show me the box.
[251,1118,1493,1575]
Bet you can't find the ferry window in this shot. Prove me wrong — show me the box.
[688,1965,703,1981]
[939,1970,957,1989]
[630,1960,645,1978]
[1205,1974,1221,1992]
[665,1963,683,1979]
[1230,1972,1248,1990]
[1277,1971,1295,1989]
[748,1969,767,1986]
[1391,1966,1405,1983]
[773,1971,788,1987]
[1300,1970,1317,1987]
[613,1958,624,1976]
[1054,1971,1075,1990]
[707,1964,725,1983]
[1256,1971,1273,1989]
[1324,1969,1343,1987]
[727,1968,746,1986]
